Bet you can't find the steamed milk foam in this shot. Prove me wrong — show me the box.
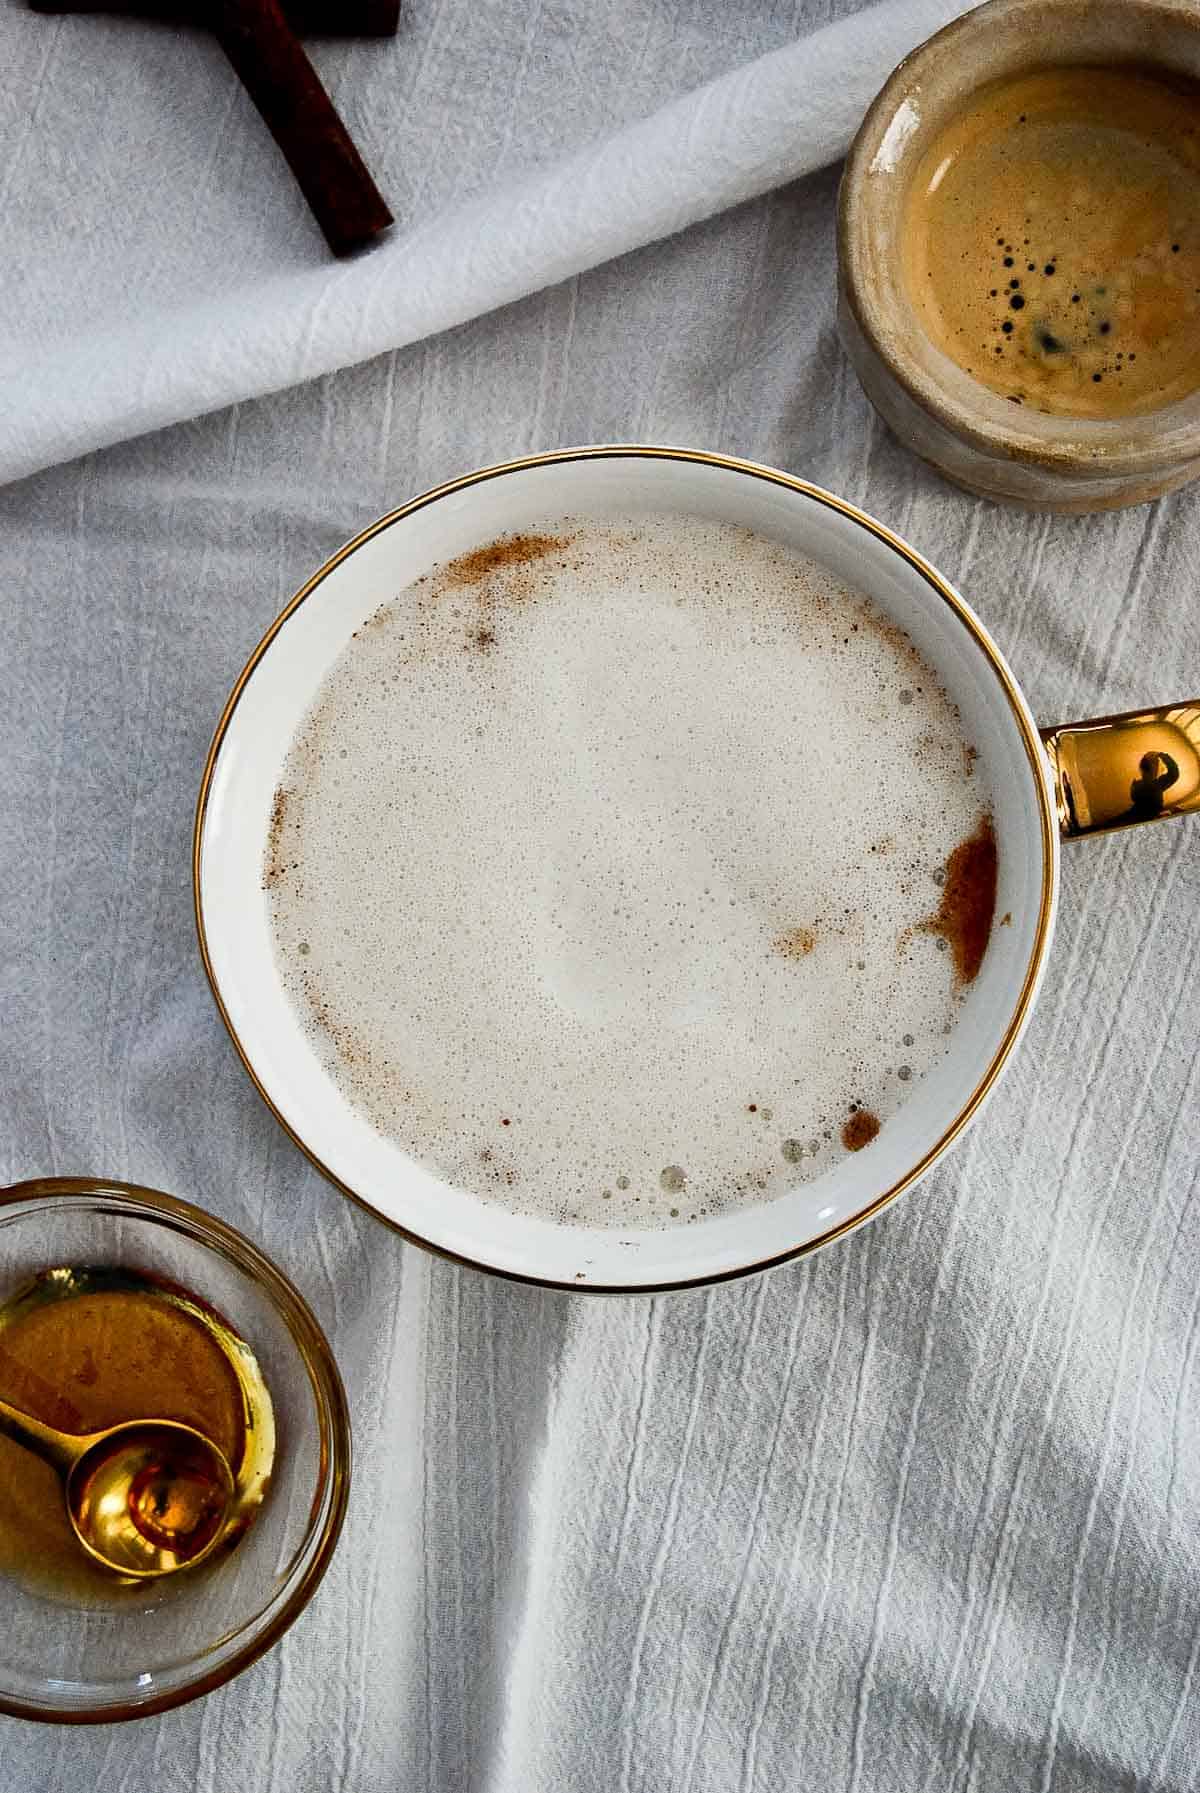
[265,515,995,1229]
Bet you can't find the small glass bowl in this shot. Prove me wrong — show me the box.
[0,1177,351,1724]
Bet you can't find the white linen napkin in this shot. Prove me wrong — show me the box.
[0,0,973,486]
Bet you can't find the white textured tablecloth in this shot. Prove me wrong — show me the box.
[0,0,970,483]
[3,0,1199,1787]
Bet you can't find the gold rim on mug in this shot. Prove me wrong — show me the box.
[193,445,1060,1293]
[0,1176,352,1726]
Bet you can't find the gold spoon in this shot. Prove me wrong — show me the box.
[0,1393,236,1578]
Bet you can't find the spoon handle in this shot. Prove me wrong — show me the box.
[0,1393,81,1476]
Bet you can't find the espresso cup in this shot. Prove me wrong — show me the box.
[194,447,1198,1291]
[838,0,1200,511]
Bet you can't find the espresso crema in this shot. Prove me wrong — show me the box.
[903,66,1200,418]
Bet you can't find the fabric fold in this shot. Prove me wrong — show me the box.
[0,0,971,486]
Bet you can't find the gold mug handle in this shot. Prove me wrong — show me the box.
[1040,703,1200,841]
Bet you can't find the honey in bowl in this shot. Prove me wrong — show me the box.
[0,1267,274,1605]
[902,66,1200,418]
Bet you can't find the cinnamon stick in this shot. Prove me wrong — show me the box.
[208,0,393,257]
[29,0,401,34]
[275,0,399,31]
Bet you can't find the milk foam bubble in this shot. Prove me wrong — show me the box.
[266,514,993,1228]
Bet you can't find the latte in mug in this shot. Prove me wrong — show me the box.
[265,515,997,1229]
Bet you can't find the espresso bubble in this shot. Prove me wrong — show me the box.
[265,514,994,1230]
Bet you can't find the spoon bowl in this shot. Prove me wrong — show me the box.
[67,1420,237,1578]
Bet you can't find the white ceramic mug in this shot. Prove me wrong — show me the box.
[194,447,1198,1291]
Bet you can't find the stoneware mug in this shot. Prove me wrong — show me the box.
[194,447,1199,1291]
[838,0,1200,511]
